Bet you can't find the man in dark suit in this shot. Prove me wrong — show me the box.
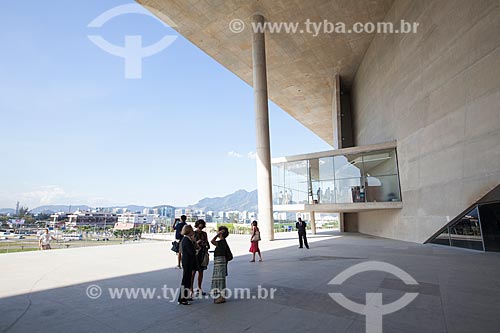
[296,217,309,249]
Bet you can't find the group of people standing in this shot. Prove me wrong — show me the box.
[172,216,309,305]
[172,215,233,305]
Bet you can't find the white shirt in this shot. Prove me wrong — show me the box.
[39,233,52,245]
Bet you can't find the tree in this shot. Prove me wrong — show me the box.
[0,215,9,227]
[17,206,30,218]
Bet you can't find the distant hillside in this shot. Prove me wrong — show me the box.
[120,205,147,213]
[30,205,92,214]
[152,205,176,211]
[1,190,257,215]
[189,189,258,212]
[0,208,15,215]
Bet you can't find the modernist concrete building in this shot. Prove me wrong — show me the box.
[137,0,500,249]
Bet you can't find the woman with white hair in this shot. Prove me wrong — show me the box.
[178,224,196,305]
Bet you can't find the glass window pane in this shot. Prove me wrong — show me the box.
[272,164,285,188]
[362,149,397,176]
[334,154,363,179]
[335,178,363,203]
[284,161,307,191]
[365,175,401,202]
[314,180,335,204]
[276,160,308,205]
[319,157,334,180]
[430,228,451,246]
[273,185,284,205]
[449,207,483,251]
[478,202,500,252]
[309,158,320,182]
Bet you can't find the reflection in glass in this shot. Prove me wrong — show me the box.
[430,228,451,246]
[365,175,401,202]
[335,178,363,203]
[449,207,484,251]
[362,149,397,176]
[334,154,363,179]
[313,180,335,204]
[319,157,334,180]
[478,202,500,252]
[272,147,401,206]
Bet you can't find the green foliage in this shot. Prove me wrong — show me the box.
[17,206,30,218]
[233,224,252,234]
[35,213,51,221]
[0,215,9,227]
[113,228,142,239]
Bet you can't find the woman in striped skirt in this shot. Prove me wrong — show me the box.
[210,226,232,304]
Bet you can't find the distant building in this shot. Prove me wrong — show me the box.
[117,213,155,225]
[66,211,117,228]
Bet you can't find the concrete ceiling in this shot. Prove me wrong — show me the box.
[137,0,394,145]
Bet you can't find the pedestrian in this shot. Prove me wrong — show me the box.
[192,219,209,296]
[172,215,187,269]
[296,217,309,249]
[178,224,196,305]
[39,229,56,250]
[210,226,232,304]
[249,221,263,262]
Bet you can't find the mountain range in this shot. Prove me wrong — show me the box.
[1,189,258,215]
[189,189,258,212]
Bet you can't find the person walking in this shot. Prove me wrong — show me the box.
[39,229,57,250]
[178,224,196,305]
[172,215,187,269]
[211,226,232,304]
[192,219,209,296]
[249,221,263,262]
[296,217,309,249]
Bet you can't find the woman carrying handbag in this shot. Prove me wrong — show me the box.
[249,220,263,262]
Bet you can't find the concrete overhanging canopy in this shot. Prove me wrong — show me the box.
[137,0,394,145]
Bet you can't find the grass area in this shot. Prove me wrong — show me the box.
[0,247,39,254]
[0,238,145,254]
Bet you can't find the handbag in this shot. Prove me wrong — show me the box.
[171,241,179,253]
[251,231,261,242]
[201,250,209,266]
[225,244,233,262]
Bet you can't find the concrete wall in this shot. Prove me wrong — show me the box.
[351,0,500,243]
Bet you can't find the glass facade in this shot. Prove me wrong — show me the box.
[272,147,401,205]
[429,201,500,252]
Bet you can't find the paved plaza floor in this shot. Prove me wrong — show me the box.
[1,230,500,333]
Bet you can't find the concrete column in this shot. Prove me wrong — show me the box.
[310,211,317,235]
[252,14,274,241]
[332,74,342,149]
[339,212,344,232]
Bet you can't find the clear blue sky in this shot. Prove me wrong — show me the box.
[0,0,331,209]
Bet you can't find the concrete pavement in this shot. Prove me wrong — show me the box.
[1,231,500,332]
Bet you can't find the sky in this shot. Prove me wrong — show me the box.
[0,0,332,209]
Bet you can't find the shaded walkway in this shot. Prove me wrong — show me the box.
[1,232,500,332]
